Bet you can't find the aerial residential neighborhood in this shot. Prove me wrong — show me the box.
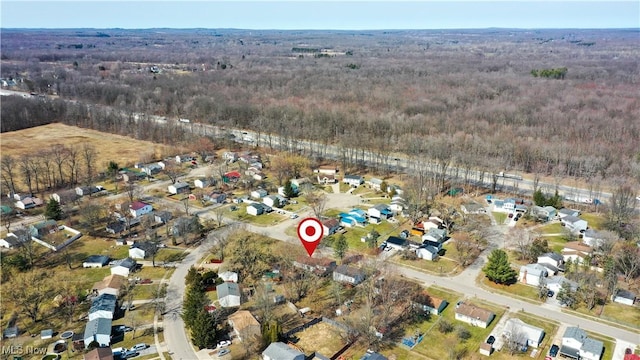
[1,15,640,360]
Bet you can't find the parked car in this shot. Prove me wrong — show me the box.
[218,349,230,356]
[508,213,514,218]
[115,325,133,333]
[130,343,147,352]
[549,344,559,357]
[217,340,231,348]
[486,335,495,345]
[139,278,153,284]
[547,290,555,298]
[121,350,138,359]
[290,214,298,219]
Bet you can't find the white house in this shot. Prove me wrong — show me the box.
[423,217,444,231]
[129,201,153,218]
[366,178,383,191]
[223,152,238,162]
[247,203,266,216]
[175,154,195,163]
[561,241,594,265]
[228,310,261,343]
[219,271,239,283]
[88,294,117,321]
[217,282,241,308]
[263,195,286,208]
[333,265,365,285]
[92,274,125,297]
[454,303,495,328]
[582,229,607,248]
[194,178,211,189]
[322,218,340,236]
[546,276,579,294]
[560,326,603,360]
[389,196,406,213]
[416,245,439,261]
[519,264,548,286]
[503,318,545,348]
[385,236,408,251]
[561,215,588,233]
[75,186,102,197]
[110,258,137,277]
[262,342,305,360]
[314,166,338,175]
[532,205,557,221]
[168,182,190,195]
[128,242,157,259]
[537,252,564,273]
[83,317,112,349]
[368,204,392,220]
[317,174,336,184]
[141,163,162,176]
[558,208,580,219]
[343,175,364,187]
[612,289,636,306]
[15,196,43,210]
[251,189,268,199]
[83,255,110,268]
[0,232,27,249]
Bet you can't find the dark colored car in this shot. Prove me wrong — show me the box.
[508,213,514,218]
[218,349,230,356]
[549,344,559,357]
[486,335,495,344]
[547,290,555,298]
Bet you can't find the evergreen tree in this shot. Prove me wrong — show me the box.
[366,230,380,249]
[334,233,348,262]
[182,284,208,329]
[283,179,296,198]
[262,320,281,345]
[483,249,517,284]
[190,309,218,349]
[44,198,63,220]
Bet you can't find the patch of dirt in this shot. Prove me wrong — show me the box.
[294,321,347,357]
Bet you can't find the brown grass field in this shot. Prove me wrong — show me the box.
[1,123,178,167]
[294,321,347,357]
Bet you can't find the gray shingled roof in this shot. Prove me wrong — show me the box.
[85,255,110,265]
[262,342,304,360]
[111,257,137,269]
[89,294,117,314]
[582,337,603,355]
[217,282,240,298]
[84,317,112,339]
[563,326,587,342]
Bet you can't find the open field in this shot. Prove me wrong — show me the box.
[1,123,176,168]
[295,322,347,356]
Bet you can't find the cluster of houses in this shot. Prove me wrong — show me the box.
[0,220,82,251]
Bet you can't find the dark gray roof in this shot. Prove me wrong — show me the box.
[334,265,365,278]
[386,236,407,247]
[615,289,636,300]
[582,337,603,355]
[85,255,110,265]
[262,342,304,360]
[84,317,112,339]
[131,241,157,254]
[559,345,580,359]
[563,215,583,224]
[89,294,117,314]
[563,326,587,342]
[540,252,564,262]
[217,282,240,298]
[112,257,137,270]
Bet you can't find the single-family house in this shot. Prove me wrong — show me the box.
[0,232,27,249]
[175,154,195,163]
[83,317,112,348]
[219,271,239,283]
[503,318,545,348]
[322,218,340,236]
[413,293,448,315]
[582,229,607,248]
[455,303,495,328]
[29,220,57,238]
[168,182,190,195]
[366,178,383,191]
[251,189,268,199]
[343,175,364,187]
[246,167,265,181]
[479,343,493,356]
[314,166,338,175]
[532,206,557,221]
[141,163,162,176]
[416,245,440,261]
[537,252,565,273]
[561,241,594,264]
[129,201,153,218]
[422,228,447,243]
[368,204,392,220]
[612,289,636,306]
[339,209,367,228]
[560,326,603,360]
[154,211,173,224]
[263,195,286,208]
[558,208,580,219]
[3,326,18,339]
[223,152,238,162]
[88,293,117,321]
[106,220,126,234]
[503,198,516,211]
[121,170,145,183]
[194,178,211,189]
[228,310,261,343]
[385,236,408,250]
[519,264,548,286]
[262,342,305,360]
[389,196,406,213]
[217,282,242,307]
[293,256,337,277]
[388,184,403,196]
[546,276,579,294]
[291,178,310,189]
[51,189,79,205]
[83,255,110,268]
[110,258,137,277]
[75,186,102,197]
[84,347,114,360]
[423,217,444,231]
[92,274,126,297]
[461,202,485,214]
[15,196,44,210]
[561,215,588,234]
[204,192,227,204]
[223,171,242,183]
[333,265,365,285]
[129,241,157,259]
[362,352,388,360]
[247,203,266,216]
[317,174,336,184]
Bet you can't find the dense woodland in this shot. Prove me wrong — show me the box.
[2,28,640,184]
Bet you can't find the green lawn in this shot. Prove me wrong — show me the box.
[492,212,508,225]
[225,202,289,226]
[155,248,187,263]
[537,222,564,234]
[580,213,606,230]
[135,266,174,280]
[479,277,543,304]
[571,300,640,330]
[339,182,352,193]
[131,283,163,301]
[394,257,460,276]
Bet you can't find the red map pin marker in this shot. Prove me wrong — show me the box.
[297,217,323,257]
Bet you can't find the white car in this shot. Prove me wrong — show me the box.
[217,340,231,348]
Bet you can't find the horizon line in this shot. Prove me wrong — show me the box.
[2,27,639,31]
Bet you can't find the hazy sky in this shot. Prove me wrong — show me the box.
[1,1,638,29]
